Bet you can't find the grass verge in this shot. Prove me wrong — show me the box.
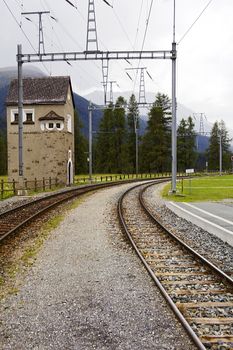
[162,175,233,202]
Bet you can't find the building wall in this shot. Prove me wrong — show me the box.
[7,87,75,184]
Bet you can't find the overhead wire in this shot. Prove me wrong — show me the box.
[112,8,134,49]
[64,0,77,9]
[2,0,50,75]
[133,0,154,94]
[178,0,214,45]
[133,0,144,50]
[40,0,104,87]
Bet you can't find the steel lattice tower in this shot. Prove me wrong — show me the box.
[138,68,146,104]
[126,67,147,105]
[102,59,109,104]
[86,0,98,52]
[22,11,50,54]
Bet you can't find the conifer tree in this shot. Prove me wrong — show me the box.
[95,97,128,173]
[207,120,231,170]
[95,104,115,173]
[74,111,88,174]
[177,116,197,171]
[113,96,128,172]
[140,93,171,172]
[127,94,139,173]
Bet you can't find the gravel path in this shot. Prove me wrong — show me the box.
[0,182,196,350]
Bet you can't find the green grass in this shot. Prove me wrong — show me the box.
[162,175,233,202]
[0,176,15,201]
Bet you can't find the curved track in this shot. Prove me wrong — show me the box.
[0,180,144,243]
[118,181,233,350]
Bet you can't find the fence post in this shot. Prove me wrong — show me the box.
[49,177,52,189]
[12,179,16,195]
[1,179,3,199]
[43,177,45,191]
[55,177,58,187]
[35,178,37,192]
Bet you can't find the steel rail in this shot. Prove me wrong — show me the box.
[118,180,208,350]
[0,181,129,243]
[140,182,233,286]
[0,185,102,242]
[0,178,169,243]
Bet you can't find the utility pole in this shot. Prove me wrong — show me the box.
[135,118,139,177]
[171,0,177,193]
[21,11,50,54]
[17,44,23,179]
[88,101,93,182]
[219,131,222,176]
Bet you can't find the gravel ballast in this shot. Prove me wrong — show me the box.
[144,183,233,278]
[0,182,196,350]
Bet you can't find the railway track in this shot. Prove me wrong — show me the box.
[0,180,145,243]
[118,181,233,350]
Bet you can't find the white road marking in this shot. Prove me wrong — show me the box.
[183,202,233,226]
[169,202,233,235]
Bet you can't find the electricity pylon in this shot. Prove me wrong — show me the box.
[21,11,50,54]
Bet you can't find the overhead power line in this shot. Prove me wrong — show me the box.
[178,0,214,45]
[133,0,144,49]
[133,0,154,93]
[103,0,113,7]
[2,0,50,74]
[64,0,77,9]
[113,8,134,49]
[40,0,103,85]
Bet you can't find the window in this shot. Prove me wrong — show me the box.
[23,109,34,123]
[48,123,54,129]
[11,109,34,124]
[67,114,72,133]
[26,113,33,122]
[56,123,61,129]
[14,113,19,122]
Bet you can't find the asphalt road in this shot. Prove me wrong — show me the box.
[166,200,233,246]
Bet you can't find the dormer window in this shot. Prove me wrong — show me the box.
[39,110,65,131]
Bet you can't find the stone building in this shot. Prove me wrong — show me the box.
[6,76,75,185]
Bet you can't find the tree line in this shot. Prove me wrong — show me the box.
[88,92,232,174]
[0,93,232,175]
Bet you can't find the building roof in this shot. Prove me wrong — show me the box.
[6,76,75,106]
[38,111,64,121]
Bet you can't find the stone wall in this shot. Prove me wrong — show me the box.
[7,86,75,184]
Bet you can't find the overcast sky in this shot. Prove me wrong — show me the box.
[1,0,233,131]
